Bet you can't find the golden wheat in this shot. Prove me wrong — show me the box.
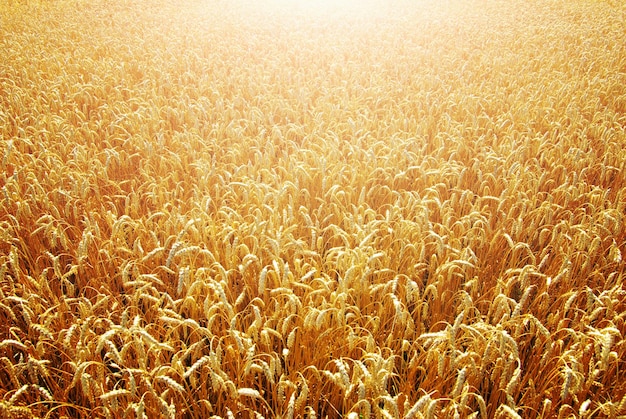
[1,0,626,417]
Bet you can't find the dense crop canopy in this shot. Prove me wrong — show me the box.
[1,0,626,417]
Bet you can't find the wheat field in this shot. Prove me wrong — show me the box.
[1,0,626,417]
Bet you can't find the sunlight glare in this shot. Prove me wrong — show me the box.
[263,0,378,17]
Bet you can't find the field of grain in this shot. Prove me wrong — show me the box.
[1,0,626,417]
